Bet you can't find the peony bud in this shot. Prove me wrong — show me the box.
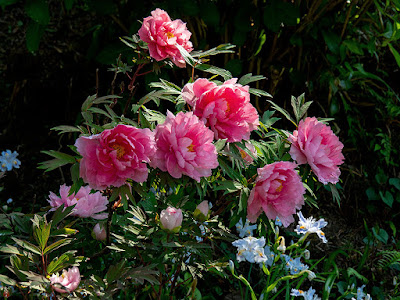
[193,200,210,222]
[93,223,107,241]
[160,207,183,233]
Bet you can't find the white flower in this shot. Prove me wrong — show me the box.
[290,287,321,300]
[295,212,328,243]
[232,236,267,264]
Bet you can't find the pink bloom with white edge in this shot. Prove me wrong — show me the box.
[138,8,193,68]
[184,78,259,142]
[50,266,80,293]
[160,206,183,231]
[151,111,218,182]
[288,117,344,185]
[247,161,305,227]
[48,184,108,219]
[75,124,156,190]
[93,223,107,241]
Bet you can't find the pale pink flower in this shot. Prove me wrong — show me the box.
[184,78,259,142]
[48,184,108,219]
[50,266,80,293]
[75,124,156,190]
[288,117,344,185]
[194,200,210,221]
[160,206,183,231]
[93,223,107,241]
[247,161,305,227]
[151,111,218,182]
[138,8,193,68]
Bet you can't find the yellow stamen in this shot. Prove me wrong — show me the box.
[320,231,325,236]
[166,31,174,39]
[187,144,195,152]
[275,179,284,192]
[112,144,125,159]
[300,226,305,229]
[239,149,247,159]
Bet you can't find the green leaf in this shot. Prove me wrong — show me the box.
[176,44,197,66]
[32,216,52,252]
[0,274,17,286]
[195,64,232,81]
[213,180,243,194]
[263,0,299,32]
[51,204,76,227]
[47,253,73,274]
[64,0,76,10]
[26,20,46,52]
[380,190,394,207]
[106,259,127,283]
[214,139,227,152]
[248,88,272,98]
[343,39,364,55]
[238,73,266,86]
[322,30,341,54]
[11,237,41,255]
[389,178,400,191]
[38,150,77,172]
[261,110,280,128]
[388,43,400,68]
[191,43,235,58]
[141,107,166,125]
[43,239,72,255]
[25,0,50,25]
[51,125,82,134]
[267,100,296,126]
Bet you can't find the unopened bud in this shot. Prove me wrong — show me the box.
[93,223,106,241]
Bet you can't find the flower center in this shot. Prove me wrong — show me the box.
[225,100,231,113]
[275,179,284,192]
[112,144,125,159]
[166,31,174,39]
[239,149,247,159]
[187,144,195,152]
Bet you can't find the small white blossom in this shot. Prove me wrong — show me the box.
[232,236,267,264]
[295,212,328,243]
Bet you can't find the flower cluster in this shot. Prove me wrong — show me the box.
[282,254,309,275]
[0,150,21,172]
[232,236,269,264]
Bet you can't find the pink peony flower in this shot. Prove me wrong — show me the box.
[247,161,305,227]
[75,124,156,190]
[160,206,183,232]
[93,223,107,241]
[138,8,193,68]
[288,117,344,185]
[183,78,259,142]
[193,200,210,222]
[48,184,108,219]
[50,266,80,293]
[151,111,218,182]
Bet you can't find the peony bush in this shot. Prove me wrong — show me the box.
[0,7,366,300]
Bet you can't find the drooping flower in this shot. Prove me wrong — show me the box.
[160,206,183,232]
[235,218,257,238]
[47,184,108,219]
[247,161,305,227]
[75,124,156,190]
[182,78,259,142]
[50,267,80,293]
[232,236,267,264]
[0,150,21,171]
[290,287,321,300]
[289,117,344,185]
[151,111,218,182]
[295,211,328,243]
[138,8,193,68]
[93,223,107,241]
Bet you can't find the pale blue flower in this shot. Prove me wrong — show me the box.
[0,150,21,171]
[6,198,13,205]
[352,285,371,300]
[295,211,328,243]
[282,254,309,275]
[275,216,282,226]
[236,218,257,238]
[263,245,276,267]
[232,236,267,264]
[290,287,321,300]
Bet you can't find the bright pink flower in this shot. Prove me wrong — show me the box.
[184,78,259,142]
[93,223,107,241]
[138,8,193,68]
[75,124,156,190]
[48,184,108,219]
[151,111,218,182]
[50,266,80,293]
[288,117,344,185]
[247,161,305,227]
[160,206,183,231]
